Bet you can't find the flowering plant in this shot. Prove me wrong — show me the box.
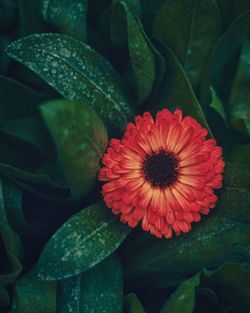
[0,0,250,312]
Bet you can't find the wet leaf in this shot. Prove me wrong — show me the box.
[146,43,212,135]
[124,293,146,313]
[160,273,200,313]
[38,202,131,280]
[153,0,221,88]
[5,33,132,133]
[40,99,108,199]
[57,254,123,313]
[111,1,156,105]
[12,266,57,313]
[42,0,88,41]
[124,162,250,289]
[229,39,250,135]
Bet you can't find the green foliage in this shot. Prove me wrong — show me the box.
[40,99,108,199]
[111,1,156,105]
[12,266,57,313]
[5,33,133,133]
[1,1,250,312]
[41,0,88,41]
[57,254,123,313]
[38,202,130,280]
[124,294,146,313]
[153,0,221,89]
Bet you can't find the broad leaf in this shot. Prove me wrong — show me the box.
[12,266,57,313]
[42,0,88,41]
[6,33,132,133]
[146,43,212,135]
[124,294,145,313]
[40,99,108,199]
[57,254,123,313]
[229,40,250,135]
[123,162,250,289]
[153,0,221,88]
[38,202,131,280]
[111,1,156,105]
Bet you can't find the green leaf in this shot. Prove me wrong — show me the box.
[111,1,156,105]
[209,87,228,125]
[42,0,88,41]
[40,99,108,199]
[124,294,146,313]
[123,162,250,289]
[153,0,221,88]
[229,40,250,135]
[0,179,23,285]
[12,266,57,313]
[146,43,212,135]
[0,163,69,200]
[38,201,131,280]
[6,33,132,133]
[201,263,250,312]
[160,273,200,313]
[57,254,123,313]
[200,11,250,106]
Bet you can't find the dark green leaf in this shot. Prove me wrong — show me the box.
[12,266,57,313]
[38,202,131,280]
[40,99,108,199]
[0,179,23,285]
[57,254,123,313]
[6,33,133,133]
[42,0,88,41]
[124,162,250,289]
[146,43,212,135]
[111,1,156,105]
[209,87,228,126]
[229,40,250,135]
[153,0,221,88]
[124,293,145,313]
[160,273,200,313]
[201,263,250,312]
[200,11,250,106]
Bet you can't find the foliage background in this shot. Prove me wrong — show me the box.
[0,0,250,312]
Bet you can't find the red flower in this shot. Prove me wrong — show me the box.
[99,109,225,238]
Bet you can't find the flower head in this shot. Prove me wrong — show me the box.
[99,109,225,238]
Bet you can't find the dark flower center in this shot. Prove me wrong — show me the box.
[143,150,178,188]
